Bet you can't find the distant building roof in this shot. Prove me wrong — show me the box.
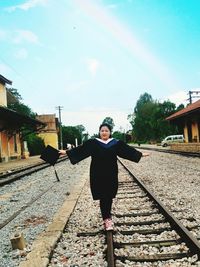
[0,106,46,131]
[0,74,12,85]
[166,99,200,121]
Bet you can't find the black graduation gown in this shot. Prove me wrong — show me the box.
[67,139,142,200]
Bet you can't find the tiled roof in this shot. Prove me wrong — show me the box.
[0,74,12,85]
[166,99,200,120]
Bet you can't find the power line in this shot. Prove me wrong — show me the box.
[0,55,35,90]
[0,55,25,79]
[187,90,200,104]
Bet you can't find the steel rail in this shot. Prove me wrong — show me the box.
[47,157,199,267]
[0,183,55,230]
[132,145,200,158]
[0,156,68,186]
[118,159,200,258]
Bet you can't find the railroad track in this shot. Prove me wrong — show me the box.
[0,155,68,186]
[108,159,200,266]
[76,159,200,266]
[132,146,200,158]
[0,156,69,230]
[1,158,90,267]
[0,183,56,230]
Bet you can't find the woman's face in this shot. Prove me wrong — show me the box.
[99,126,111,140]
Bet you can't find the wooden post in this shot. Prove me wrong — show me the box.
[10,232,26,250]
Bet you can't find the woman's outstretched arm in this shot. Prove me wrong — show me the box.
[59,150,67,155]
[59,140,92,165]
[142,152,150,157]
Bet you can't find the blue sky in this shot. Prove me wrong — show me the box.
[0,0,200,135]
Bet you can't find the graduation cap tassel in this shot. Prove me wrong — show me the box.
[53,166,60,182]
[40,145,61,182]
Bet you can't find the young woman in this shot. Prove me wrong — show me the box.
[59,123,149,231]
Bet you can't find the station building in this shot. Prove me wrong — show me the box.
[166,99,200,152]
[36,114,59,149]
[0,74,45,162]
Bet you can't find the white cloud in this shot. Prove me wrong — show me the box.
[60,107,131,135]
[0,29,40,45]
[13,30,39,44]
[14,48,28,59]
[162,90,188,106]
[86,58,100,76]
[5,0,48,12]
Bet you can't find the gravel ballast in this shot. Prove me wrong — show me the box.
[0,159,90,267]
[121,150,200,238]
[1,149,199,267]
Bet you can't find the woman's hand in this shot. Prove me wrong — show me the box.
[142,152,150,157]
[59,150,67,155]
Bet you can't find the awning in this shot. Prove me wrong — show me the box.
[0,106,46,132]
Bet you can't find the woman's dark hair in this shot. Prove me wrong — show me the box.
[99,123,112,138]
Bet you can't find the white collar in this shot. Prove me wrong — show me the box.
[95,138,113,144]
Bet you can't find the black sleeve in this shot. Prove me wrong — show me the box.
[117,140,142,163]
[67,140,92,165]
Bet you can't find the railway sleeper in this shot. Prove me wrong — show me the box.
[115,218,166,226]
[116,252,191,262]
[117,195,148,199]
[127,205,158,211]
[116,192,148,196]
[118,227,172,235]
[114,239,182,248]
[114,211,159,217]
[77,231,103,237]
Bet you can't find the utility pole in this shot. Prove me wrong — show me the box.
[187,91,200,104]
[56,106,63,149]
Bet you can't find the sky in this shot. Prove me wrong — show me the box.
[0,0,200,135]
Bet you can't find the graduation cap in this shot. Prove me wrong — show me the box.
[40,145,60,182]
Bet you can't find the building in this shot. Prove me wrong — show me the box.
[0,74,45,162]
[166,100,200,152]
[36,114,59,149]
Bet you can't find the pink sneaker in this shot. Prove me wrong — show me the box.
[103,218,114,231]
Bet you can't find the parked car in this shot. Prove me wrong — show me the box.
[161,135,184,147]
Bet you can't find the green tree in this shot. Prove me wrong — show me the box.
[75,124,86,143]
[62,126,82,148]
[102,117,115,130]
[131,93,156,141]
[7,88,44,155]
[7,88,22,101]
[112,131,124,141]
[7,88,37,118]
[128,93,184,143]
[76,124,86,133]
[176,103,185,112]
[26,133,45,156]
[151,101,177,140]
[134,92,153,113]
[82,132,89,142]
